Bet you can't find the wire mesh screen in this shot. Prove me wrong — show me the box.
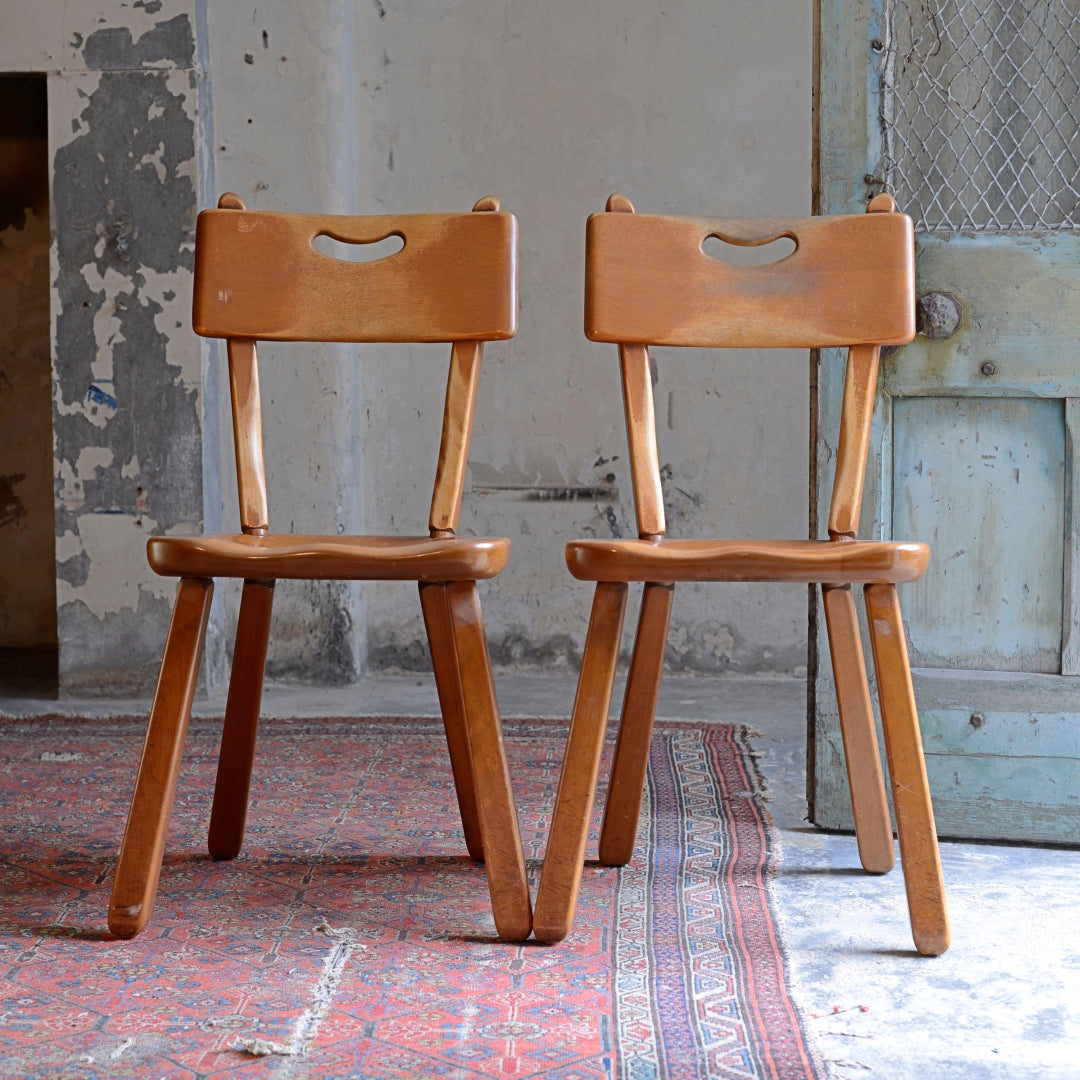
[880,0,1080,233]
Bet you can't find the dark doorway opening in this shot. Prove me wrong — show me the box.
[1,73,58,696]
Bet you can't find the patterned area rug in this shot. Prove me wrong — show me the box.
[0,716,826,1079]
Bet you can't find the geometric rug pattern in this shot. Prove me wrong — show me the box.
[0,715,827,1078]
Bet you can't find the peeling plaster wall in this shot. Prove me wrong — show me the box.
[357,1,813,677]
[1,0,213,693]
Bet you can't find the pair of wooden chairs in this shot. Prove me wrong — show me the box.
[108,191,950,956]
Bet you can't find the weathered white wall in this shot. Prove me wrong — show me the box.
[354,1,813,676]
[2,0,812,688]
[204,1,367,685]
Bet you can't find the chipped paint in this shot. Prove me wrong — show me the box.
[43,4,210,689]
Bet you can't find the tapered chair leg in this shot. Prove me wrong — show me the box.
[419,581,484,861]
[822,583,895,873]
[109,577,214,939]
[864,583,950,956]
[208,579,275,860]
[445,581,532,941]
[534,581,629,943]
[599,581,673,866]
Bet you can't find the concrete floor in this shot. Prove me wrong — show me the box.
[2,670,1078,1079]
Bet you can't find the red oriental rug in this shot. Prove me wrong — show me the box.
[0,716,827,1079]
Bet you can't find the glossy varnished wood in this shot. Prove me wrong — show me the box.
[443,581,532,941]
[208,579,275,859]
[566,537,929,584]
[147,533,511,581]
[111,194,530,941]
[598,581,674,866]
[822,584,894,873]
[419,581,484,860]
[227,338,269,534]
[865,583,950,955]
[539,194,947,955]
[533,582,628,943]
[109,577,213,938]
[194,207,517,344]
[585,207,915,349]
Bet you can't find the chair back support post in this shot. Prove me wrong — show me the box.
[429,339,484,537]
[227,336,270,536]
[619,342,666,539]
[826,193,902,541]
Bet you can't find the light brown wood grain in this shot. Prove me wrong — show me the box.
[430,340,483,536]
[599,581,674,866]
[227,337,269,535]
[208,578,275,860]
[193,209,517,343]
[584,209,915,349]
[620,344,666,538]
[828,344,881,538]
[566,537,929,583]
[445,581,532,941]
[419,581,483,861]
[539,194,948,954]
[147,532,511,581]
[865,583,951,956]
[111,196,526,940]
[533,582,628,943]
[822,583,894,873]
[108,577,213,939]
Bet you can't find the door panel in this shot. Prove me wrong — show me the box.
[893,396,1065,673]
[814,0,1080,842]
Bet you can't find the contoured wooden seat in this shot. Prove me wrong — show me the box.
[533,193,950,956]
[109,194,532,942]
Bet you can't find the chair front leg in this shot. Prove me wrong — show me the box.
[208,578,275,860]
[534,581,628,943]
[599,581,673,866]
[109,577,214,939]
[822,583,895,873]
[419,580,483,861]
[445,580,532,941]
[864,583,950,956]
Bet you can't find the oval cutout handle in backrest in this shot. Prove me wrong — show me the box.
[312,230,405,263]
[702,232,796,266]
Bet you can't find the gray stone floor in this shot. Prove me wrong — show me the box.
[3,671,1078,1078]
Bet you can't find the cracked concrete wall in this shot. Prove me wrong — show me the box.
[357,1,813,677]
[1,0,213,693]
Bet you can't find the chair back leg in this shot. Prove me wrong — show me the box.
[208,578,275,860]
[822,583,895,873]
[599,581,674,866]
[419,581,484,861]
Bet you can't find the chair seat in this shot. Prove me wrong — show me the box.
[148,533,511,581]
[565,537,929,584]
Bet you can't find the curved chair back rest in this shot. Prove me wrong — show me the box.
[583,194,916,540]
[194,206,517,343]
[189,195,517,537]
[584,202,914,349]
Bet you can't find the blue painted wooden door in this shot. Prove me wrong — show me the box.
[814,0,1080,842]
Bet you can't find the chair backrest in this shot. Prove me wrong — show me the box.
[583,192,916,542]
[191,193,517,538]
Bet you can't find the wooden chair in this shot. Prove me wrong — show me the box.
[108,193,532,942]
[533,192,950,956]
